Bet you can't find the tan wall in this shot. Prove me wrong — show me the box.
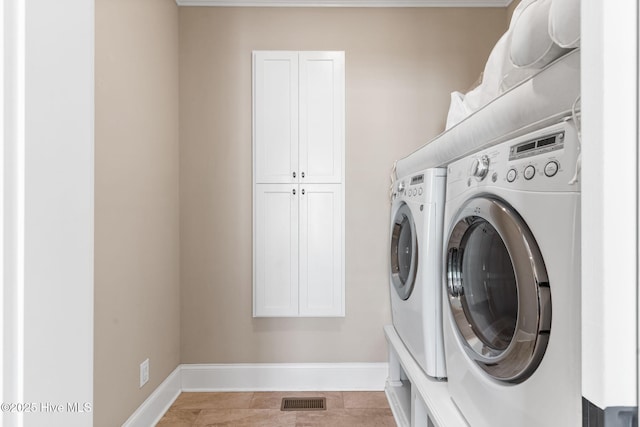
[95,0,180,425]
[179,7,507,363]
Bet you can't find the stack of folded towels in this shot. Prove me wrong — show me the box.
[446,0,581,129]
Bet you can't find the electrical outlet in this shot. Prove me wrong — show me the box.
[140,358,149,388]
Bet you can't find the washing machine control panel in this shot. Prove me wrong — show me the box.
[406,173,424,198]
[508,131,564,160]
[447,123,580,195]
[393,173,426,200]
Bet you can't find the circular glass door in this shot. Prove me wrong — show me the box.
[390,203,418,300]
[446,196,551,383]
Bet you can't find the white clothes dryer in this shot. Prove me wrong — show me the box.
[390,167,447,379]
[442,121,581,426]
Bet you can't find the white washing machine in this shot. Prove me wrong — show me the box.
[442,120,581,426]
[390,167,447,379]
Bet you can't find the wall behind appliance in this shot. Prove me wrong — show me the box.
[95,0,180,425]
[179,6,507,364]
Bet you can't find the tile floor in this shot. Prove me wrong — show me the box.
[156,391,397,426]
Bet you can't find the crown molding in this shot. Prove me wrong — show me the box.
[176,0,512,7]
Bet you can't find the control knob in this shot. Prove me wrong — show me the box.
[544,161,559,177]
[470,155,490,180]
[397,181,406,193]
[524,165,536,180]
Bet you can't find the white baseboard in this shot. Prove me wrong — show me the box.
[181,362,389,392]
[121,366,182,427]
[122,362,388,425]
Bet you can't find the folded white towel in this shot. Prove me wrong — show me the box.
[548,0,581,48]
[510,0,570,68]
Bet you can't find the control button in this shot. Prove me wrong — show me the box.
[470,155,490,181]
[418,188,423,195]
[491,172,498,183]
[524,165,536,180]
[544,161,559,177]
[506,169,517,182]
[413,189,418,196]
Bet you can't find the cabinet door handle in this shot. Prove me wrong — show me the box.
[301,189,305,195]
[301,172,305,178]
[293,172,296,178]
[292,189,296,195]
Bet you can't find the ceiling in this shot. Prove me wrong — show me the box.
[176,0,513,7]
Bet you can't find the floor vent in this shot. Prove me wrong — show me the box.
[280,397,327,411]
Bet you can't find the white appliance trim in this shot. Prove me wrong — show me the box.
[176,0,511,7]
[123,362,389,426]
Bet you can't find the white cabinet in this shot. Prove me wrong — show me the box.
[254,184,299,317]
[253,52,299,184]
[254,184,343,317]
[253,51,344,184]
[253,51,345,317]
[298,184,343,317]
[298,52,344,184]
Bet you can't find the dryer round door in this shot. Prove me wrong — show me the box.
[390,202,418,300]
[445,196,551,383]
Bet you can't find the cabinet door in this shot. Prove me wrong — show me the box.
[253,52,298,184]
[254,184,299,316]
[298,184,344,316]
[299,52,345,184]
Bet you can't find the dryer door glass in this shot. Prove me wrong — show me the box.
[446,196,551,383]
[390,203,418,300]
[459,220,518,351]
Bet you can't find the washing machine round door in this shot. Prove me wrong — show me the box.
[445,196,551,383]
[390,202,418,300]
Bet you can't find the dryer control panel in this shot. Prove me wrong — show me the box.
[508,131,565,161]
[504,131,567,184]
[394,174,425,199]
[393,168,446,202]
[446,121,580,197]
